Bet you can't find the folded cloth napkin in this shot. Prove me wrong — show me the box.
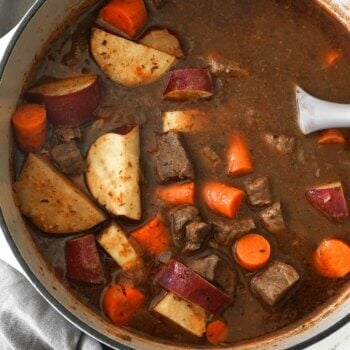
[0,259,103,350]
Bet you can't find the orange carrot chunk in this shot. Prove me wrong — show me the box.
[156,182,195,206]
[99,0,147,38]
[103,284,145,325]
[318,129,346,144]
[227,131,253,176]
[324,49,342,68]
[203,182,245,218]
[313,238,350,278]
[12,104,47,153]
[234,233,271,271]
[206,320,229,345]
[131,216,170,255]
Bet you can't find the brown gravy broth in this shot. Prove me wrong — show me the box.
[20,0,350,345]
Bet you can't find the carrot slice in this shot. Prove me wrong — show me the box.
[131,216,170,255]
[313,238,350,278]
[234,233,271,271]
[156,182,195,206]
[227,131,253,176]
[318,129,346,144]
[99,0,147,38]
[206,320,229,345]
[103,284,145,325]
[203,182,245,218]
[12,104,47,153]
[324,49,342,68]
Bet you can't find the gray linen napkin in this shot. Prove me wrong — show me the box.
[0,259,103,350]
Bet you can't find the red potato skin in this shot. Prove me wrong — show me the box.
[163,68,214,101]
[306,183,349,219]
[65,234,105,284]
[154,260,231,314]
[25,78,101,127]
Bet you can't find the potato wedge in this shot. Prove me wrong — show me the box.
[162,109,209,133]
[97,222,141,271]
[86,125,141,220]
[153,292,206,337]
[91,28,176,87]
[13,154,107,234]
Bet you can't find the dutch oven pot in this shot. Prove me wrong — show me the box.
[0,1,349,349]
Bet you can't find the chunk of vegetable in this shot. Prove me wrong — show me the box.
[156,182,195,206]
[130,216,170,255]
[139,28,184,58]
[206,320,229,344]
[162,110,208,133]
[65,234,105,284]
[12,104,47,153]
[103,284,145,325]
[154,260,231,314]
[227,132,253,176]
[153,292,206,337]
[13,154,107,234]
[86,125,141,221]
[25,74,100,127]
[98,222,141,270]
[318,129,346,144]
[163,68,214,100]
[91,28,176,87]
[99,0,147,38]
[233,233,271,271]
[313,238,350,278]
[203,182,245,218]
[324,49,342,68]
[306,181,349,220]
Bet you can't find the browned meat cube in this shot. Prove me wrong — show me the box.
[251,261,300,306]
[260,202,286,234]
[183,221,211,253]
[188,254,219,281]
[155,131,194,183]
[245,177,272,207]
[263,133,296,154]
[168,205,200,247]
[213,217,256,246]
[50,141,86,175]
[52,127,81,145]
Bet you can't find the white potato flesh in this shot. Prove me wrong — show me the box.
[162,109,210,133]
[86,126,141,220]
[13,154,107,234]
[97,222,141,270]
[91,28,176,87]
[153,292,206,337]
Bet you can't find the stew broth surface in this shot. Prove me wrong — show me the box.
[16,0,350,345]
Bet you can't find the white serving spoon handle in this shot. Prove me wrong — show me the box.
[295,86,350,134]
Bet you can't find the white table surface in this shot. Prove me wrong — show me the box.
[0,24,349,350]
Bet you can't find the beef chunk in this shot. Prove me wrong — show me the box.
[263,133,296,154]
[188,254,236,295]
[188,254,219,281]
[251,261,300,306]
[183,221,212,253]
[245,177,272,207]
[155,132,194,183]
[168,205,200,247]
[52,127,81,145]
[213,218,256,246]
[260,202,286,234]
[50,141,86,175]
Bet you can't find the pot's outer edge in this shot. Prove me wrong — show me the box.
[0,1,348,350]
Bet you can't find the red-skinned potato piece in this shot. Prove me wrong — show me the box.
[154,260,231,314]
[25,74,100,127]
[163,68,214,101]
[306,181,349,220]
[65,234,105,284]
